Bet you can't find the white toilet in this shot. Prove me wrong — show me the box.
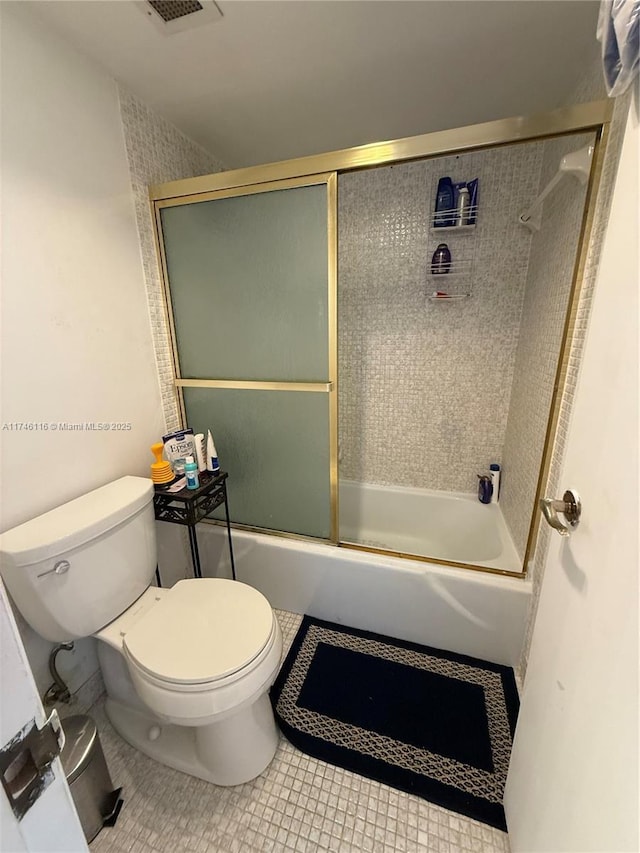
[0,476,283,786]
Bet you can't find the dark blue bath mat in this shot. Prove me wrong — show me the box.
[270,616,519,831]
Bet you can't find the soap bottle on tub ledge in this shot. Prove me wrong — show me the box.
[477,474,493,504]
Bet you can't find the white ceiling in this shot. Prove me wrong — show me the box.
[29,0,602,169]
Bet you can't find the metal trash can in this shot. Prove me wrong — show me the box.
[60,715,122,843]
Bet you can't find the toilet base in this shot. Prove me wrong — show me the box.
[105,696,280,786]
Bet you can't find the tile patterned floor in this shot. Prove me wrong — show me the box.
[90,610,510,853]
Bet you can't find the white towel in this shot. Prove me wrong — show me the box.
[597,0,640,96]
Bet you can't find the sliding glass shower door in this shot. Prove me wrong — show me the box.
[156,175,337,540]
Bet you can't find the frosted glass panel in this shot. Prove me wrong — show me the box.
[161,184,328,381]
[183,388,331,538]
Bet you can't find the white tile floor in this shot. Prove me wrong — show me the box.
[90,610,510,853]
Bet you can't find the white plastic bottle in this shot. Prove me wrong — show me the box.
[456,186,471,226]
[489,463,501,503]
[206,429,220,475]
[194,433,206,472]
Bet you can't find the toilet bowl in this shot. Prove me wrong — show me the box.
[98,578,283,785]
[0,476,284,787]
[100,578,281,722]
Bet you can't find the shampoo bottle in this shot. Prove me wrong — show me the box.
[430,243,451,274]
[206,430,220,475]
[489,463,501,503]
[434,177,455,227]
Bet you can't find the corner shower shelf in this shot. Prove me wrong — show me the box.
[429,292,470,301]
[430,223,477,234]
[428,256,473,300]
[430,203,478,232]
[429,258,473,278]
[428,189,478,301]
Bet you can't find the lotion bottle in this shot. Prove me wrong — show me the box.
[194,433,206,472]
[206,430,220,475]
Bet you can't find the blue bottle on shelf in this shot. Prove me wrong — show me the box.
[434,177,455,227]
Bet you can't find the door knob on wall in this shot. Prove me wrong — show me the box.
[539,489,581,536]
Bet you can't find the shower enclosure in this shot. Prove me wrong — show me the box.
[151,102,610,578]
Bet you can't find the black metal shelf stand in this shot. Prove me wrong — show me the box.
[153,471,236,582]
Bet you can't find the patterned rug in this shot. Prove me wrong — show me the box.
[270,616,519,831]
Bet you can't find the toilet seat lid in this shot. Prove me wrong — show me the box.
[123,579,274,685]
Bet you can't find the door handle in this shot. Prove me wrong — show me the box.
[539,489,581,536]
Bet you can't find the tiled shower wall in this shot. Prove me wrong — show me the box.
[500,132,594,559]
[338,144,543,493]
[117,88,225,587]
[117,87,225,434]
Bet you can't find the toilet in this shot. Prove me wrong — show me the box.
[0,476,283,786]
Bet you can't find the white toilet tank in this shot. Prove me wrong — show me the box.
[0,476,157,642]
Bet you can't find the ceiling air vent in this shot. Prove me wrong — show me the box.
[139,0,222,34]
[148,1,205,23]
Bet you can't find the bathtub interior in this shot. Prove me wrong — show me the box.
[339,480,522,573]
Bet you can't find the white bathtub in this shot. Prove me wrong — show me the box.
[340,480,522,573]
[197,524,531,669]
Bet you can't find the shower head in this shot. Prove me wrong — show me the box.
[558,143,595,186]
[519,142,595,232]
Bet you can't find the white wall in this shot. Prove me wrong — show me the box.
[0,5,164,692]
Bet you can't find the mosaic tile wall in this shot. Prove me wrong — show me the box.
[338,144,543,493]
[500,132,594,560]
[117,87,225,434]
[117,88,226,584]
[517,76,630,678]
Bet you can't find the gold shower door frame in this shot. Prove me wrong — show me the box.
[153,173,339,543]
[151,100,613,578]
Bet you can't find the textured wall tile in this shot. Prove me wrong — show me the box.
[500,133,594,559]
[117,87,225,433]
[117,88,225,582]
[338,144,543,494]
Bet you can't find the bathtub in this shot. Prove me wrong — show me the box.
[339,480,523,573]
[197,523,532,669]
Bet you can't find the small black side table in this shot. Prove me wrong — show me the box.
[153,471,236,583]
